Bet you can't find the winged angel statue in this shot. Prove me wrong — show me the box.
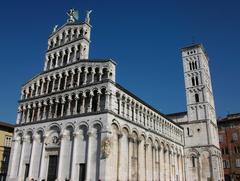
[67,8,79,23]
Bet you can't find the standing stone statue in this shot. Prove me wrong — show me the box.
[53,25,58,33]
[85,10,93,24]
[67,8,79,23]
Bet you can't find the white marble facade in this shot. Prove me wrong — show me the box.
[7,9,223,181]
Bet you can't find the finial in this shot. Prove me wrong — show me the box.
[67,8,79,23]
[53,25,58,33]
[85,10,93,24]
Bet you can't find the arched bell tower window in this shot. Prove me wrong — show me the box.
[189,62,192,70]
[192,77,195,86]
[192,62,195,70]
[195,93,199,103]
[195,76,199,86]
[192,156,196,167]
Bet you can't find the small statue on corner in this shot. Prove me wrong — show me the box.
[53,25,58,33]
[85,10,93,24]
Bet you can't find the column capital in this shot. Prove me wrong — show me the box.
[77,67,82,72]
[50,99,54,105]
[43,101,48,106]
[82,92,86,97]
[89,91,94,97]
[117,132,123,138]
[32,103,37,108]
[87,131,93,136]
[17,106,23,112]
[75,94,80,100]
[22,105,27,110]
[73,132,80,137]
[71,69,75,74]
[53,74,57,79]
[60,133,68,139]
[144,143,149,149]
[128,135,134,142]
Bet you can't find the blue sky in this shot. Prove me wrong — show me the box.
[0,0,239,124]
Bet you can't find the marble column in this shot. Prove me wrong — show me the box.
[67,49,71,63]
[152,146,156,181]
[18,136,30,179]
[28,134,42,180]
[27,106,32,123]
[64,72,69,89]
[160,146,164,180]
[83,70,87,85]
[70,70,75,88]
[46,77,51,93]
[80,94,86,113]
[48,100,53,119]
[91,70,95,83]
[31,104,36,122]
[57,133,68,180]
[56,52,60,67]
[175,152,179,181]
[8,137,22,179]
[99,71,103,81]
[61,52,66,66]
[36,82,40,96]
[128,136,133,180]
[42,103,47,120]
[37,103,42,121]
[138,138,145,181]
[57,133,72,181]
[52,75,56,92]
[58,74,62,91]
[87,92,93,113]
[67,98,72,116]
[61,100,65,117]
[41,79,45,95]
[104,92,110,110]
[39,136,47,180]
[85,131,93,181]
[97,91,101,112]
[169,151,172,181]
[54,100,59,118]
[118,130,129,181]
[73,45,78,61]
[164,148,168,181]
[77,68,81,86]
[74,96,79,114]
[70,132,80,180]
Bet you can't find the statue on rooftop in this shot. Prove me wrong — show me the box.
[85,10,93,24]
[53,25,58,33]
[67,8,79,23]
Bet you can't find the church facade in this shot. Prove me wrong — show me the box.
[7,9,223,181]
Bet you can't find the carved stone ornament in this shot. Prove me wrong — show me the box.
[52,136,60,144]
[101,136,112,159]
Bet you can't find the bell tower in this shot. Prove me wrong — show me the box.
[182,44,218,146]
[181,44,224,181]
